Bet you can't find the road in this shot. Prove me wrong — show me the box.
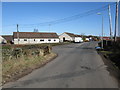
[3,41,119,88]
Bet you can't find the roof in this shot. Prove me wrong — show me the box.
[13,32,59,38]
[103,37,110,40]
[65,32,81,37]
[103,37,110,38]
[2,35,13,41]
[75,35,82,37]
[65,32,76,37]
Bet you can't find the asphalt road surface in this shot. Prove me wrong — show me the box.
[3,41,119,88]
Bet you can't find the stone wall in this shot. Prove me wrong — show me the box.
[2,45,51,61]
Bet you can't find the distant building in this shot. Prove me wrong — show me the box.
[2,35,13,44]
[103,37,111,40]
[59,32,75,42]
[84,36,91,41]
[59,32,83,42]
[74,35,83,43]
[13,32,59,44]
[0,36,7,44]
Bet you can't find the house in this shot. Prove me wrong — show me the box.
[0,36,7,44]
[103,37,111,40]
[2,35,13,44]
[85,38,90,41]
[13,32,59,44]
[84,36,90,42]
[59,32,75,42]
[59,32,83,42]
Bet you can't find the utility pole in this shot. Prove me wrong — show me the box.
[102,15,104,49]
[48,24,51,44]
[97,13,104,49]
[108,4,113,40]
[17,24,19,44]
[48,24,51,52]
[49,24,51,32]
[114,2,119,42]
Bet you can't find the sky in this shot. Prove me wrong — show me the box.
[2,2,117,36]
[118,2,120,36]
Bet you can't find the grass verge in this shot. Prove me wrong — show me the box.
[97,50,120,87]
[2,52,57,85]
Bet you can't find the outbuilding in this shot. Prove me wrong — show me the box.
[59,32,83,42]
[59,32,75,42]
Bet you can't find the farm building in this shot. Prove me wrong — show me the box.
[13,32,60,44]
[103,37,111,40]
[59,32,83,42]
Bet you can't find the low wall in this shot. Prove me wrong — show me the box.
[2,45,51,61]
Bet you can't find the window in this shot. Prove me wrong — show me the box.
[48,39,51,41]
[54,39,56,41]
[34,39,35,41]
[24,39,27,41]
[40,39,44,41]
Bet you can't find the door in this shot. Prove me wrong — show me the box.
[63,37,65,42]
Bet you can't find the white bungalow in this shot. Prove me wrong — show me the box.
[13,32,59,44]
[59,32,83,42]
[59,32,75,42]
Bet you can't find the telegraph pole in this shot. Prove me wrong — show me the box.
[49,24,51,32]
[97,13,104,49]
[48,24,51,52]
[114,2,119,42]
[108,4,113,40]
[17,24,19,44]
[102,15,104,49]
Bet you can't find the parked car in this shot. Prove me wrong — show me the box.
[95,46,103,51]
[74,37,83,43]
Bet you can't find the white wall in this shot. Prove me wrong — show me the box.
[59,33,74,42]
[14,38,59,44]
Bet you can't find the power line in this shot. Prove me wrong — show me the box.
[19,2,115,27]
[3,2,116,28]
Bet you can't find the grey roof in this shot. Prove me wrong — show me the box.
[65,32,82,37]
[2,35,13,41]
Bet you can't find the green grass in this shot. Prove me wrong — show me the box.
[100,51,113,54]
[2,45,11,50]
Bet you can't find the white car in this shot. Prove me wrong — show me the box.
[74,37,83,43]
